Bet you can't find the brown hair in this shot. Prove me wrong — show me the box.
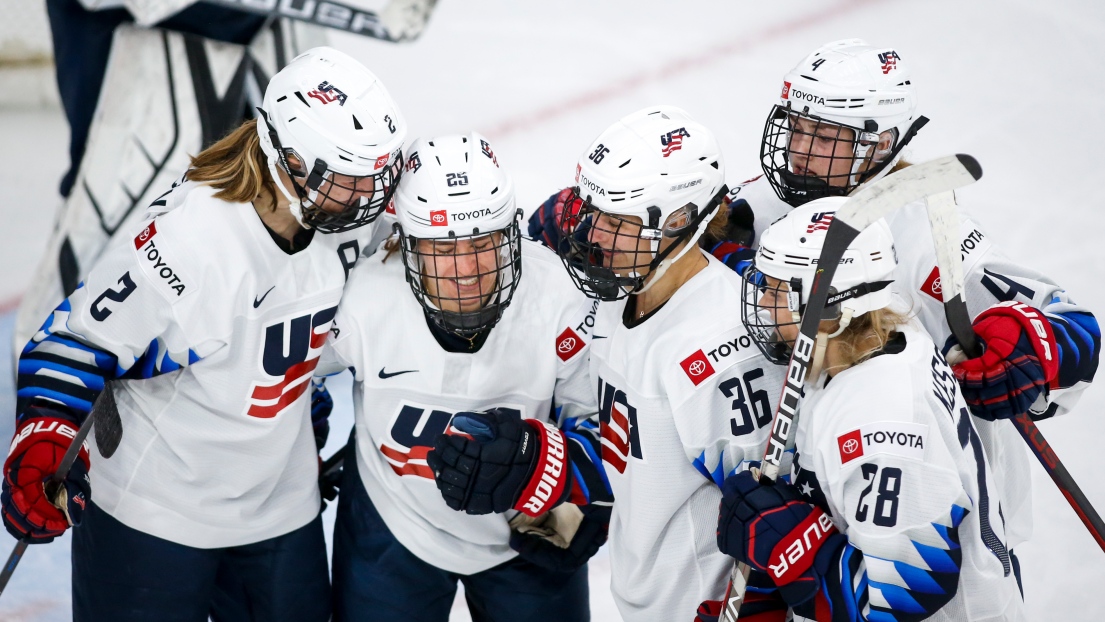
[827,305,913,373]
[187,119,277,205]
[703,197,730,242]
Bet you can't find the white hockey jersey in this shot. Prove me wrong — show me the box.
[587,252,786,621]
[792,323,1026,622]
[21,178,378,548]
[732,173,1096,548]
[324,238,598,575]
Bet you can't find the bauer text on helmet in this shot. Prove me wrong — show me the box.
[556,106,728,301]
[740,196,897,364]
[761,39,927,206]
[394,132,523,337]
[257,46,408,233]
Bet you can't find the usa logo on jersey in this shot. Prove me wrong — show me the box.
[380,405,523,479]
[245,306,336,418]
[597,377,643,473]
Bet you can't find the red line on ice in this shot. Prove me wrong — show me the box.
[483,0,880,140]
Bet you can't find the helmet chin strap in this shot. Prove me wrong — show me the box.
[267,159,312,229]
[632,186,726,296]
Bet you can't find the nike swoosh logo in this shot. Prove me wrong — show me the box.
[253,286,275,308]
[379,368,418,379]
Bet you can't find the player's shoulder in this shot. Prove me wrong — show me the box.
[515,239,589,313]
[810,323,942,464]
[729,173,785,210]
[658,257,763,402]
[341,242,407,307]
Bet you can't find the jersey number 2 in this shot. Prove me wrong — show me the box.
[91,272,137,321]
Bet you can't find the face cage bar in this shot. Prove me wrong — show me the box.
[398,222,524,337]
[286,152,404,234]
[759,104,890,207]
[554,186,723,302]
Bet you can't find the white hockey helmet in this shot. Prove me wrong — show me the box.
[741,196,897,364]
[394,133,523,337]
[556,105,727,301]
[257,46,407,232]
[760,39,927,206]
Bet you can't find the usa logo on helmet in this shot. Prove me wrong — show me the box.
[306,81,348,106]
[660,127,691,158]
[878,51,900,75]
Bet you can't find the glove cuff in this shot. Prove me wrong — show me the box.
[976,302,1060,382]
[513,420,571,517]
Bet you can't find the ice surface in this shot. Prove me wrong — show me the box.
[2,0,1104,619]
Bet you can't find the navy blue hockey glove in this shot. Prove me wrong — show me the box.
[717,471,844,607]
[695,572,788,622]
[509,503,610,574]
[946,301,1059,420]
[3,407,92,543]
[427,409,571,517]
[310,379,333,451]
[527,188,574,251]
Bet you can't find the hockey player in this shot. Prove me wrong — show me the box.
[428,107,787,620]
[323,132,611,621]
[3,47,405,621]
[718,198,1026,621]
[727,38,1099,562]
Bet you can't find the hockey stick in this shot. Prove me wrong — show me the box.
[187,0,436,42]
[0,386,117,597]
[93,382,123,459]
[924,191,1105,553]
[719,154,984,621]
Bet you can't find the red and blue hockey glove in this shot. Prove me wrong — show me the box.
[310,378,333,451]
[709,241,757,276]
[427,409,571,517]
[948,301,1059,421]
[695,571,789,622]
[509,503,610,574]
[2,407,91,543]
[716,470,844,607]
[527,188,583,256]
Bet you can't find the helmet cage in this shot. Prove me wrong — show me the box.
[555,185,725,301]
[259,109,402,233]
[740,260,894,365]
[398,221,524,337]
[760,103,923,206]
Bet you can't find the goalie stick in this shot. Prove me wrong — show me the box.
[0,385,118,597]
[130,0,439,42]
[720,154,984,621]
[924,191,1105,553]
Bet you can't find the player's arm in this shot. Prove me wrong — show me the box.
[941,217,1099,420]
[8,220,213,542]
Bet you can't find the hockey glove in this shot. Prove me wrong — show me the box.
[695,572,789,622]
[427,409,571,517]
[2,407,92,543]
[709,242,756,277]
[947,301,1059,421]
[509,502,610,574]
[527,188,583,257]
[310,378,333,451]
[716,470,844,607]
